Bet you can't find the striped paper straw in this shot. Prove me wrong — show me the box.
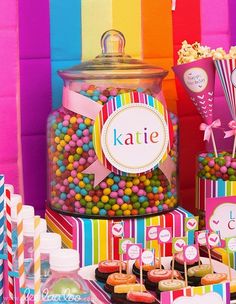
[34,216,41,304]
[0,175,4,303]
[17,202,25,303]
[6,189,14,303]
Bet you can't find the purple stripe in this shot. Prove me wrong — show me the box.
[226,282,230,304]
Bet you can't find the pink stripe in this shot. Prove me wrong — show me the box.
[161,290,172,303]
[124,219,131,238]
[139,92,145,104]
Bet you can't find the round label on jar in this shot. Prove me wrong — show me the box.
[93,92,171,175]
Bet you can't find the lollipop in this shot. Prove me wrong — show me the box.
[173,41,220,157]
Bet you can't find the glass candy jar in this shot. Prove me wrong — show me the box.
[47,30,178,218]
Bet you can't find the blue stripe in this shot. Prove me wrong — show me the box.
[148,95,154,107]
[116,94,122,109]
[83,219,93,266]
[136,217,145,246]
[212,283,223,298]
[50,0,82,108]
[218,179,225,196]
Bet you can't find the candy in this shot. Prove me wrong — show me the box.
[147,269,182,283]
[187,264,213,277]
[198,152,236,181]
[201,273,227,285]
[98,260,126,273]
[127,291,156,303]
[106,273,136,286]
[158,279,185,292]
[48,86,178,217]
[114,284,146,294]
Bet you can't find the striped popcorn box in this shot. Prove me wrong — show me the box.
[34,216,41,304]
[46,206,194,267]
[0,175,4,303]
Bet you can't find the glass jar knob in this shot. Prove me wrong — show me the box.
[101,29,125,55]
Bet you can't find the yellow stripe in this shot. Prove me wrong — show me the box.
[193,286,204,295]
[81,0,112,61]
[232,181,236,195]
[99,220,107,261]
[149,216,160,251]
[112,0,142,58]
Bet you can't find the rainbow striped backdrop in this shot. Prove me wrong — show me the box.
[46,206,193,267]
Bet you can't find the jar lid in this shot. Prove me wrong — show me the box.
[40,232,62,254]
[12,204,35,222]
[58,29,168,80]
[49,249,80,272]
[23,217,47,237]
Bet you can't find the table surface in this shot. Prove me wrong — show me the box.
[78,257,236,304]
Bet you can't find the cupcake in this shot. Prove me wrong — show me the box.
[170,252,200,273]
[104,273,136,293]
[187,264,213,286]
[145,269,183,291]
[132,258,163,278]
[95,260,126,283]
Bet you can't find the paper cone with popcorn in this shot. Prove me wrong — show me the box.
[215,58,236,157]
[173,57,220,157]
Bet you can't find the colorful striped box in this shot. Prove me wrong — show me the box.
[45,206,194,267]
[161,282,230,304]
[196,177,236,269]
[196,177,236,211]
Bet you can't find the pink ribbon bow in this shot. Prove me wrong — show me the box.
[200,119,221,141]
[224,120,236,138]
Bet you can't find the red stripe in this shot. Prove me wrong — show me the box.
[133,91,139,103]
[164,212,174,256]
[46,208,72,239]
[173,288,184,300]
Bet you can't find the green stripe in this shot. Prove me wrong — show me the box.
[226,181,231,196]
[204,284,211,294]
[93,220,99,264]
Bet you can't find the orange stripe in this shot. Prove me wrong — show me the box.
[141,0,177,113]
